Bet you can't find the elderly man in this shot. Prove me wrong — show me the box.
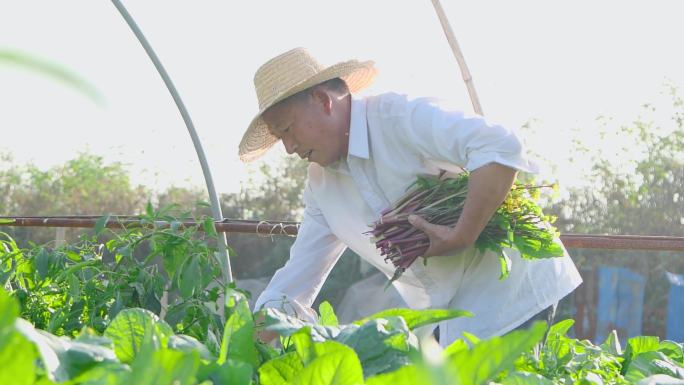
[239,47,582,346]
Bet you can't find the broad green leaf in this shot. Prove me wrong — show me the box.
[0,330,36,385]
[14,318,67,381]
[127,348,200,385]
[68,273,81,302]
[262,307,340,341]
[0,288,19,329]
[197,359,252,385]
[547,319,574,338]
[353,308,472,330]
[601,330,623,356]
[443,339,469,359]
[627,336,661,357]
[319,301,339,327]
[36,247,50,280]
[292,341,364,385]
[16,318,118,381]
[366,365,420,385]
[501,372,555,385]
[625,351,684,383]
[62,340,119,378]
[168,335,214,360]
[179,258,201,298]
[259,352,305,385]
[219,288,258,368]
[624,336,663,374]
[335,317,413,377]
[449,321,547,385]
[104,308,174,364]
[659,341,684,364]
[292,327,316,365]
[63,362,129,385]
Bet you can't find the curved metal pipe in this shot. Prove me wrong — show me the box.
[110,0,233,283]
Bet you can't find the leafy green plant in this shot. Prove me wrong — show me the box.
[2,285,684,385]
[0,203,225,343]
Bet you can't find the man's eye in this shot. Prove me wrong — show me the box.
[283,126,290,133]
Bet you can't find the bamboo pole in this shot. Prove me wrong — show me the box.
[430,0,484,116]
[109,1,233,284]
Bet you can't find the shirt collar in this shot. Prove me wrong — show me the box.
[347,96,370,160]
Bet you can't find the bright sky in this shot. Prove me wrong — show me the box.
[1,1,683,196]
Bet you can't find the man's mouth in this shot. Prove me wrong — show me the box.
[304,150,313,160]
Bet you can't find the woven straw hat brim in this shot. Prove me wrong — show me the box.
[239,59,377,162]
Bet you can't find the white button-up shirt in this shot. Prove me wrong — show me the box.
[254,92,582,345]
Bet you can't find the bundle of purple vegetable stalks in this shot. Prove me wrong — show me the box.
[370,173,564,285]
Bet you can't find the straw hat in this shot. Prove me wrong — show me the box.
[239,47,378,162]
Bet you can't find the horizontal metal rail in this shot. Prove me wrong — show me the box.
[1,216,683,251]
[0,216,300,237]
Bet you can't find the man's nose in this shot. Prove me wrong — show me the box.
[282,136,297,155]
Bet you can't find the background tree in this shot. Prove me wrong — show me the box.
[546,84,684,337]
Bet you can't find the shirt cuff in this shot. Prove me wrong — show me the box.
[253,289,318,323]
[465,153,540,175]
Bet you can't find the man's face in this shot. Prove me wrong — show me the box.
[262,90,348,167]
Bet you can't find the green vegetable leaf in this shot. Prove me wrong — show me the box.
[443,338,469,359]
[625,351,684,383]
[197,359,252,385]
[259,352,305,385]
[601,330,623,356]
[0,288,19,329]
[64,362,129,385]
[219,288,258,368]
[35,247,50,280]
[262,307,340,341]
[168,335,215,360]
[353,308,472,330]
[624,336,663,374]
[292,341,364,385]
[127,348,200,385]
[336,317,413,377]
[366,365,420,385]
[104,308,174,364]
[448,321,547,385]
[319,301,339,327]
[659,341,684,364]
[0,330,36,385]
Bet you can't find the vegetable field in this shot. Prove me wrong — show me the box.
[2,213,684,385]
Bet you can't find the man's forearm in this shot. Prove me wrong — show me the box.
[449,163,518,247]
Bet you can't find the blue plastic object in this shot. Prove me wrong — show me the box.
[666,271,684,342]
[595,266,646,343]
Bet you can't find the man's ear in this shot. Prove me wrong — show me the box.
[311,87,333,115]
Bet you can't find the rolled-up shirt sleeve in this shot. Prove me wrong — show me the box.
[403,97,539,174]
[252,182,347,323]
